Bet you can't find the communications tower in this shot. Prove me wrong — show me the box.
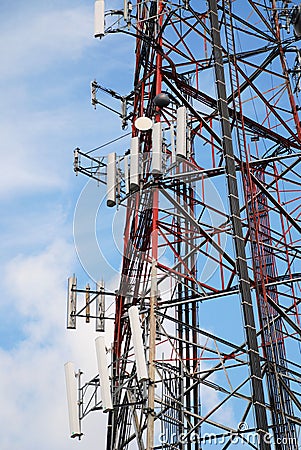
[65,1,301,449]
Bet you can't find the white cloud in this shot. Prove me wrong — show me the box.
[0,6,93,80]
[0,106,81,197]
[0,2,137,449]
[0,0,135,199]
[5,239,72,326]
[0,237,111,450]
[0,3,96,198]
[1,203,68,257]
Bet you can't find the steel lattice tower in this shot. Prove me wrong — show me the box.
[66,1,301,449]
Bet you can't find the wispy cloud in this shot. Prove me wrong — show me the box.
[0,6,93,80]
[0,2,134,449]
[0,237,110,450]
[0,4,92,197]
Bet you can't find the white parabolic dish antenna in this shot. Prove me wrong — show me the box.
[134,116,153,131]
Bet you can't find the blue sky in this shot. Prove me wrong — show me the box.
[3,1,299,447]
[0,2,249,445]
[0,1,132,448]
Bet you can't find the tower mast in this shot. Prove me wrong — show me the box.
[66,1,301,449]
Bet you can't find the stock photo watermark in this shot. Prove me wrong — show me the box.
[158,422,299,447]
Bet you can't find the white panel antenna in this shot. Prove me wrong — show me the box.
[124,155,130,195]
[96,281,105,332]
[170,124,176,164]
[64,362,82,439]
[107,152,117,207]
[123,0,133,23]
[130,137,140,192]
[176,106,187,159]
[152,122,162,174]
[124,0,128,21]
[94,0,105,38]
[150,259,158,298]
[67,275,77,329]
[95,336,113,412]
[128,306,148,381]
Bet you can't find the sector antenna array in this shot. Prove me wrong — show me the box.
[65,1,301,449]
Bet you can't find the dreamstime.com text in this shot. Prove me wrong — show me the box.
[158,422,299,447]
